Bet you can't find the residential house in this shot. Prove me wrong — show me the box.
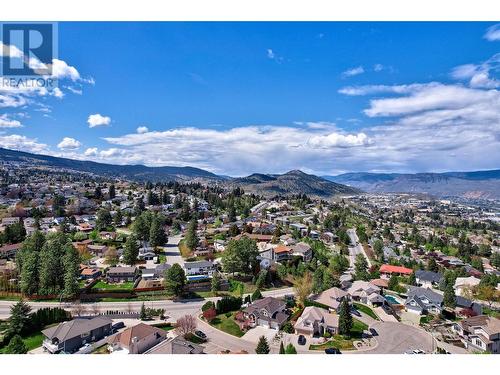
[87,244,107,257]
[80,267,102,280]
[183,260,215,277]
[106,266,137,283]
[294,306,339,337]
[242,297,289,330]
[0,243,21,259]
[454,276,481,297]
[347,280,385,307]
[379,264,413,278]
[42,317,112,354]
[405,286,443,315]
[273,245,293,262]
[310,287,349,312]
[292,242,313,262]
[108,323,167,354]
[146,336,204,354]
[453,315,500,353]
[415,270,443,288]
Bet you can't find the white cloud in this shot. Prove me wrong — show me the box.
[373,64,384,72]
[484,23,500,41]
[0,42,23,58]
[342,66,364,78]
[57,137,81,150]
[136,126,149,134]
[84,147,98,156]
[0,114,22,128]
[87,113,111,128]
[308,132,370,148]
[0,134,48,154]
[266,49,284,63]
[266,49,275,59]
[50,59,81,81]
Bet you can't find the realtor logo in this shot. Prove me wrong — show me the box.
[1,22,56,76]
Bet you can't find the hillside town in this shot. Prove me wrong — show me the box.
[0,167,498,356]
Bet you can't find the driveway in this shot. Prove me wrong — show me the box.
[164,234,184,267]
[241,326,278,344]
[356,321,435,354]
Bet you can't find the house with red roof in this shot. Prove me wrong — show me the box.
[379,264,413,277]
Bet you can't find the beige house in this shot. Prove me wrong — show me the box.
[310,287,349,312]
[108,323,167,354]
[453,315,500,353]
[294,306,339,337]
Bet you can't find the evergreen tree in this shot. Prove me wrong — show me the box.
[285,343,297,354]
[221,237,259,275]
[62,246,80,299]
[165,263,186,297]
[140,303,147,320]
[114,209,123,226]
[185,219,199,250]
[108,184,116,199]
[38,233,69,295]
[388,274,399,291]
[354,253,369,281]
[123,235,140,265]
[279,341,285,354]
[149,215,167,248]
[408,272,417,286]
[96,208,112,231]
[255,335,270,354]
[20,251,39,295]
[443,283,456,308]
[4,335,28,354]
[211,272,222,295]
[338,299,353,336]
[8,300,32,336]
[251,289,263,301]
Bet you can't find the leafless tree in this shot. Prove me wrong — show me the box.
[175,314,197,337]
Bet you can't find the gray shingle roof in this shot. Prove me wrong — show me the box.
[42,317,112,342]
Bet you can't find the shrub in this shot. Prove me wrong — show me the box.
[216,296,242,314]
[281,322,294,333]
[202,301,215,312]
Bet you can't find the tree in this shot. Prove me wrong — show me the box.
[4,335,28,354]
[122,235,140,265]
[104,247,119,265]
[113,209,123,226]
[62,245,80,299]
[96,208,112,231]
[8,300,32,336]
[211,272,222,295]
[338,299,353,336]
[20,251,39,295]
[149,215,167,248]
[427,258,439,273]
[373,239,384,261]
[132,212,150,240]
[279,341,285,354]
[185,219,199,250]
[165,263,186,297]
[285,343,297,354]
[476,285,499,308]
[221,237,259,275]
[251,289,263,301]
[443,282,456,309]
[202,307,217,322]
[38,233,70,295]
[277,264,288,281]
[255,269,267,289]
[175,314,197,337]
[140,303,147,320]
[388,274,399,291]
[354,253,369,281]
[255,335,270,354]
[108,184,116,199]
[294,272,313,308]
[408,271,417,286]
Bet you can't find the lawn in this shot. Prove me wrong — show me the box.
[309,319,368,351]
[353,302,379,320]
[483,307,500,319]
[92,344,110,354]
[23,332,44,351]
[209,312,244,337]
[92,281,134,291]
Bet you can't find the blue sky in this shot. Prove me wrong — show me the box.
[1,22,500,176]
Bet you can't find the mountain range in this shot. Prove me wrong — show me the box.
[324,170,500,200]
[1,147,499,199]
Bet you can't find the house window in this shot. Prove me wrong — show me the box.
[81,332,90,338]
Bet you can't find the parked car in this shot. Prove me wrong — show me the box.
[325,348,341,354]
[298,335,306,346]
[369,328,378,336]
[112,322,125,331]
[195,330,207,340]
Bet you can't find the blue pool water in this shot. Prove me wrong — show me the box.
[385,295,401,304]
[187,275,210,281]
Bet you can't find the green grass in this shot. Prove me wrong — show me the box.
[483,307,500,319]
[309,319,368,351]
[91,344,110,354]
[92,281,134,291]
[420,315,431,325]
[353,302,379,320]
[185,332,206,344]
[22,332,44,351]
[209,312,244,337]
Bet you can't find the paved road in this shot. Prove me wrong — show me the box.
[347,228,372,269]
[355,321,435,354]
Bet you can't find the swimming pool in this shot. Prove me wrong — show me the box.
[385,295,401,305]
[187,275,210,281]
